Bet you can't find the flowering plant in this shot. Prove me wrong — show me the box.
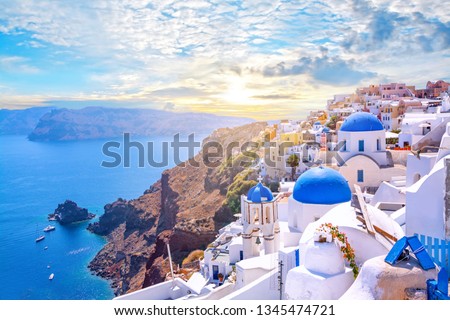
[316,223,359,278]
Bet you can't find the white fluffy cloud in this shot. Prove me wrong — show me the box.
[0,0,449,119]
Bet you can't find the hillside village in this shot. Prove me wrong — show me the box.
[114,80,450,301]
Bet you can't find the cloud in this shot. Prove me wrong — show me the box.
[0,0,449,119]
[0,56,40,73]
[163,102,176,111]
[337,0,450,54]
[251,94,296,100]
[260,53,376,86]
[151,87,206,98]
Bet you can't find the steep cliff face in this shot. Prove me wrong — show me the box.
[88,122,267,295]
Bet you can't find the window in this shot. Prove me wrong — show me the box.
[342,140,347,151]
[357,170,364,182]
[213,265,219,280]
[358,140,364,152]
[377,139,381,151]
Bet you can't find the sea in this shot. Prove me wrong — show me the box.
[0,134,204,300]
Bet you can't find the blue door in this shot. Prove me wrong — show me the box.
[239,250,243,261]
[212,265,219,280]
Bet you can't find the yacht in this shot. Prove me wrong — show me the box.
[35,236,45,242]
[43,225,55,232]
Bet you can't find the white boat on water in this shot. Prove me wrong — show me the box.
[49,273,54,280]
[35,236,45,242]
[43,225,55,232]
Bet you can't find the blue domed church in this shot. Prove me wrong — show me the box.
[336,112,405,191]
[288,167,351,232]
[241,181,280,259]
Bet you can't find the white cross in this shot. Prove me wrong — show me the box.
[257,176,263,183]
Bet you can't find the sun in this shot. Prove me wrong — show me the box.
[220,77,255,105]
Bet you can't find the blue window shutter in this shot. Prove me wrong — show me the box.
[295,249,300,267]
[357,170,364,182]
[407,236,435,270]
[358,140,364,152]
[438,268,448,296]
[385,236,408,265]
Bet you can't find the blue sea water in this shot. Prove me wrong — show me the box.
[0,134,203,300]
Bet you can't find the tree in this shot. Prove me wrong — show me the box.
[326,115,339,130]
[286,154,300,181]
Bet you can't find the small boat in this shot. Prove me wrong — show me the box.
[35,236,45,242]
[49,273,54,280]
[43,225,55,232]
[47,265,51,269]
[44,246,48,250]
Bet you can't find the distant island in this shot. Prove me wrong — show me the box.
[0,106,255,141]
[48,200,95,224]
[0,107,55,135]
[0,106,254,141]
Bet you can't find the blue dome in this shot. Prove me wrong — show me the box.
[247,182,274,203]
[293,167,351,205]
[340,112,383,132]
[322,127,330,133]
[314,121,321,125]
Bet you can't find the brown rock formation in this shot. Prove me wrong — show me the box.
[88,122,267,296]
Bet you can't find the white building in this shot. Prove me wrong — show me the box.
[398,113,439,148]
[337,112,406,191]
[405,122,450,240]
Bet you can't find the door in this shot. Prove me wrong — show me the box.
[212,265,219,280]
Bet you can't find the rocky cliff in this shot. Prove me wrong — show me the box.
[87,122,267,295]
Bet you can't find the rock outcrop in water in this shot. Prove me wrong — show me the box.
[49,200,95,224]
[87,122,267,295]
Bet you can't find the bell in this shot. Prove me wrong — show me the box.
[255,236,261,245]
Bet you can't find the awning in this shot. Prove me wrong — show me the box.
[385,131,399,138]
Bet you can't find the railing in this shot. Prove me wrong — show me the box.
[182,260,201,269]
[416,234,450,279]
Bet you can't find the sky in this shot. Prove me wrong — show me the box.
[0,0,449,120]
